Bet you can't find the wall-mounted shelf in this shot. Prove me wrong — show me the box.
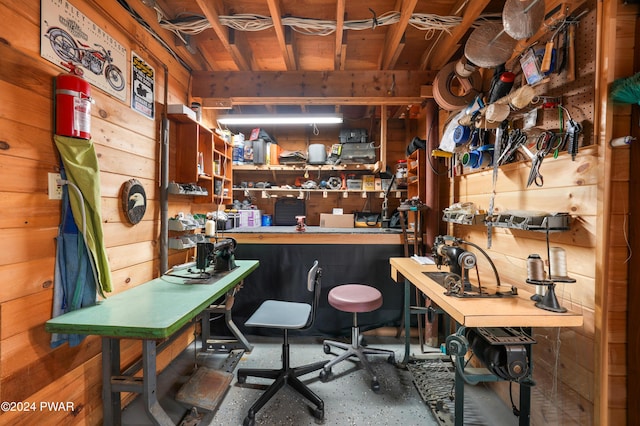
[169,112,233,204]
[233,163,377,171]
[234,187,406,197]
[442,210,571,232]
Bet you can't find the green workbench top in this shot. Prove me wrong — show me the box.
[45,260,259,340]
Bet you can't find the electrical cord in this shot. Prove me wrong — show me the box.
[116,0,191,71]
[154,10,467,39]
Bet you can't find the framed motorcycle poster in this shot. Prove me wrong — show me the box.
[40,0,127,102]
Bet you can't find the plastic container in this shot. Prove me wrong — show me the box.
[396,159,408,189]
[232,137,244,165]
[261,214,272,226]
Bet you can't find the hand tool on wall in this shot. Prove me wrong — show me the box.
[565,118,582,161]
[527,131,559,187]
[565,9,589,81]
[540,36,555,73]
[496,128,527,165]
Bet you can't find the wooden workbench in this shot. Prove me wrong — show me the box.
[390,257,584,330]
[389,257,583,426]
[45,260,259,426]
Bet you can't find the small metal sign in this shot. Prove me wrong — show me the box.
[131,52,155,119]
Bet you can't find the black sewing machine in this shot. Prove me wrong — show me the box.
[186,238,237,284]
[428,235,517,298]
[432,235,477,292]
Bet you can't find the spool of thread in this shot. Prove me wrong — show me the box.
[205,219,216,237]
[527,254,546,281]
[549,247,569,278]
[527,254,546,299]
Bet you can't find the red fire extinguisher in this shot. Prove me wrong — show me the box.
[55,72,92,139]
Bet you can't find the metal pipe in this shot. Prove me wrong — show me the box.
[159,65,169,274]
[423,99,439,248]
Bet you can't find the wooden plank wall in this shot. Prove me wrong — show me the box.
[436,1,638,425]
[0,0,198,423]
[602,1,638,425]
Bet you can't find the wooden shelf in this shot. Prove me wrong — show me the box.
[233,163,376,171]
[170,113,233,204]
[233,187,406,196]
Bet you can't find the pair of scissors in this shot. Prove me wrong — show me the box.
[497,129,527,165]
[527,132,559,187]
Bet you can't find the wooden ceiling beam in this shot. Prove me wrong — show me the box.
[201,96,426,107]
[380,0,417,70]
[285,27,298,70]
[266,0,296,70]
[334,0,346,70]
[193,70,436,100]
[194,0,252,70]
[420,0,491,71]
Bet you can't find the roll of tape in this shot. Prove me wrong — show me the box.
[433,61,483,111]
[453,125,472,145]
[485,103,511,123]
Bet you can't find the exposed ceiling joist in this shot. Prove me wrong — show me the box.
[379,0,417,69]
[420,0,491,71]
[194,0,252,70]
[334,0,346,70]
[266,0,296,70]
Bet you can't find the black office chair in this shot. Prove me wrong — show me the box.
[237,261,328,426]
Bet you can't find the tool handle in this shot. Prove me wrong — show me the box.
[540,41,554,73]
[566,24,576,82]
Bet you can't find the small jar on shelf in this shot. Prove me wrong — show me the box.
[396,159,408,189]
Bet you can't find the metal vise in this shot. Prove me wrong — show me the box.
[196,238,237,273]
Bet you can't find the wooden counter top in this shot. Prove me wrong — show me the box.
[390,257,583,328]
[226,226,403,244]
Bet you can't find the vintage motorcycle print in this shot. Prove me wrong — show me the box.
[45,26,125,92]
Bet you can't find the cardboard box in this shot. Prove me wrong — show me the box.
[167,104,197,121]
[374,178,382,191]
[238,210,262,228]
[320,213,354,228]
[362,175,375,191]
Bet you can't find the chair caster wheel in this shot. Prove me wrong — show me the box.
[323,343,331,354]
[237,374,246,384]
[319,368,331,382]
[312,407,324,420]
[243,416,255,426]
[371,380,380,392]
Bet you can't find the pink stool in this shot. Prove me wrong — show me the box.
[319,284,396,391]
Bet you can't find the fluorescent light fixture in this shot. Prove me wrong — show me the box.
[217,113,343,125]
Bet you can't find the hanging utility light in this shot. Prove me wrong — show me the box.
[216,114,343,125]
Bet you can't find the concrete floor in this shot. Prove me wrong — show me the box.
[121,335,518,426]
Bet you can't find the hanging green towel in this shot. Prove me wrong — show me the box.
[54,135,112,295]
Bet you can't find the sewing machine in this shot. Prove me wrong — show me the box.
[430,235,517,298]
[194,238,238,280]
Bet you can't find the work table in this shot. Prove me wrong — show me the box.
[224,226,402,244]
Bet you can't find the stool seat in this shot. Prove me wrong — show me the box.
[328,284,383,313]
[321,283,395,392]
